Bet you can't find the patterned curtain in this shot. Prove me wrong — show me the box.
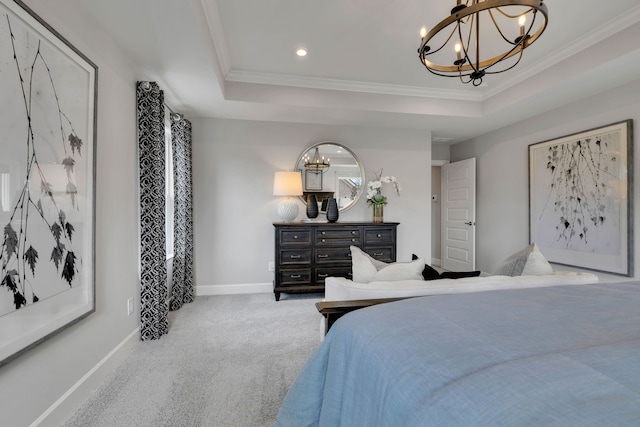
[137,81,168,341]
[169,114,194,310]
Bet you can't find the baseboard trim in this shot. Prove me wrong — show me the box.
[31,327,140,427]
[196,283,272,296]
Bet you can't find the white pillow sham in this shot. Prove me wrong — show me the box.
[350,246,424,283]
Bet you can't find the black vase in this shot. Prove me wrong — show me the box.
[326,198,339,223]
[306,193,319,218]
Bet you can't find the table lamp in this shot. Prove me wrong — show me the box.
[273,171,303,222]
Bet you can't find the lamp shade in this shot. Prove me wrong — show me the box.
[273,171,303,196]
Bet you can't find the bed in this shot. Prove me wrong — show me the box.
[275,282,640,426]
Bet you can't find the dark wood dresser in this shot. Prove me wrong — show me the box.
[273,222,399,301]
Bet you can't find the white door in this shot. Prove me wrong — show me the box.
[441,158,476,271]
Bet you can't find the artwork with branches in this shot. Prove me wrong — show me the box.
[529,120,632,275]
[0,0,96,365]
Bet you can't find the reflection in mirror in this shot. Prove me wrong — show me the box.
[295,142,365,213]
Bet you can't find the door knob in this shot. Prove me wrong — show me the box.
[465,221,475,226]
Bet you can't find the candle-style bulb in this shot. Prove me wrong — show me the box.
[518,15,526,27]
[518,15,526,36]
[420,26,427,39]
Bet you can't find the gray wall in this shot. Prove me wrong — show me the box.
[451,80,640,281]
[191,118,432,291]
[0,1,141,426]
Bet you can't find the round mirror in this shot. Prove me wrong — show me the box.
[295,142,365,213]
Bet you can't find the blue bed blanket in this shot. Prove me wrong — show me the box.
[276,282,640,426]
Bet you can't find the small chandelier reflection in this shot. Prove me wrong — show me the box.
[418,0,548,86]
[304,147,330,172]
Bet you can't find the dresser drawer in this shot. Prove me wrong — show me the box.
[365,247,394,262]
[278,249,311,265]
[316,228,360,239]
[279,229,312,245]
[363,227,395,245]
[316,235,360,245]
[279,269,312,286]
[316,227,360,246]
[315,247,353,264]
[315,267,352,283]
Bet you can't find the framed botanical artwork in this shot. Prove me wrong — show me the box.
[305,169,323,191]
[529,120,633,276]
[0,0,97,366]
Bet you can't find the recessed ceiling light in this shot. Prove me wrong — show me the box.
[296,48,307,57]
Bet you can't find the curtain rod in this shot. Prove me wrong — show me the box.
[139,82,182,119]
[164,102,184,121]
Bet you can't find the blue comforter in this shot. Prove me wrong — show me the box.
[276,282,640,426]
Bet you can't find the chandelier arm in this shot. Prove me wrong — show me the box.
[488,8,518,45]
[459,73,472,84]
[522,11,540,47]
[457,14,476,71]
[422,65,472,79]
[467,12,475,66]
[495,5,534,19]
[475,9,482,71]
[427,23,461,56]
[488,8,538,46]
[483,47,524,75]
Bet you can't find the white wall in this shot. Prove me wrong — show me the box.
[431,166,442,265]
[191,118,432,292]
[0,2,141,426]
[451,80,640,282]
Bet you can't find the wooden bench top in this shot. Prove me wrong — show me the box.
[315,297,413,334]
[315,297,410,314]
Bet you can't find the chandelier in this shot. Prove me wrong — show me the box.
[304,147,330,172]
[418,0,548,86]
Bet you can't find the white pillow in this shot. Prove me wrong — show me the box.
[350,246,425,283]
[494,243,553,276]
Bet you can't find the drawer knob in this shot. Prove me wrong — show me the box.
[377,234,381,238]
[318,273,328,278]
[351,231,356,235]
[318,254,329,258]
[321,231,326,235]
[290,255,301,259]
[290,274,301,279]
[373,252,383,256]
[293,235,298,239]
[321,239,326,243]
[351,238,356,242]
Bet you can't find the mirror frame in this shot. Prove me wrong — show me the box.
[295,142,365,213]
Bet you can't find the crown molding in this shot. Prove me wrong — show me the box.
[200,0,231,75]
[225,70,484,102]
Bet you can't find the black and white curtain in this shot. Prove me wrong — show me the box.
[137,81,168,341]
[170,114,194,310]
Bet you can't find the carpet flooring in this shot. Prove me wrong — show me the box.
[61,292,324,427]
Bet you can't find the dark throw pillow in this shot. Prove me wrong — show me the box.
[412,254,441,281]
[440,270,481,279]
